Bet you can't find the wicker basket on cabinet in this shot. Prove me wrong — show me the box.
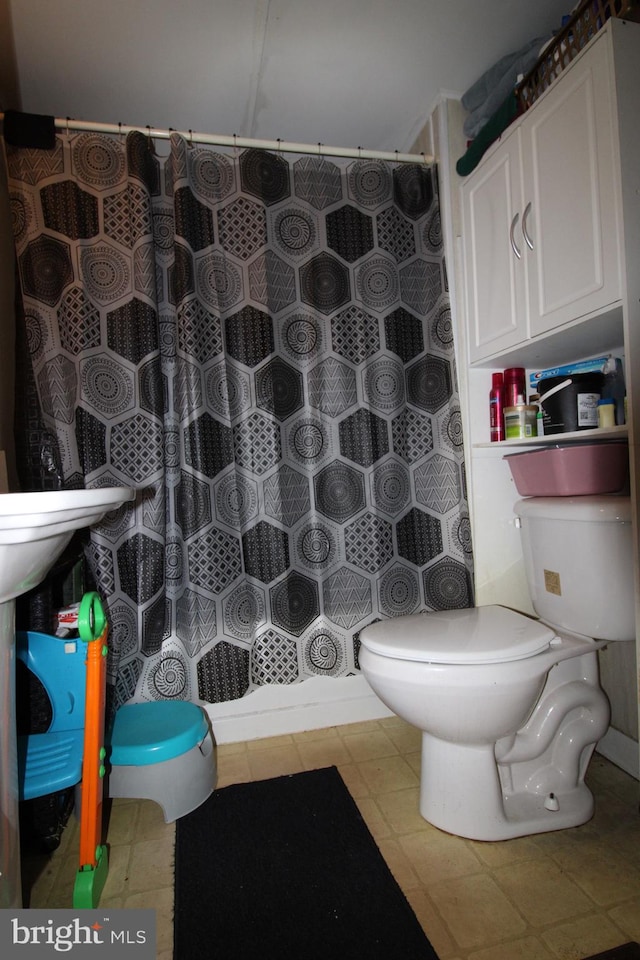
[515,0,640,110]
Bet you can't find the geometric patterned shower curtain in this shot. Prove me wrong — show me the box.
[6,129,473,710]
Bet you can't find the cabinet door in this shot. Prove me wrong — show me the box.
[461,129,529,363]
[523,34,621,337]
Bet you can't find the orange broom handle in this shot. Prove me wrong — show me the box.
[77,593,108,870]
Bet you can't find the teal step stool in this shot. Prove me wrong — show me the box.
[106,700,217,822]
[16,629,217,824]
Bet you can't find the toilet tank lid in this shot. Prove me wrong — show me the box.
[359,606,555,664]
[515,495,631,522]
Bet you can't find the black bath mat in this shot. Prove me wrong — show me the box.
[174,766,439,960]
[584,945,640,960]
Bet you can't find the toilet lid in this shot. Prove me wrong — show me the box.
[360,606,556,664]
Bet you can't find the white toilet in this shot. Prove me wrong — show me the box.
[359,495,634,841]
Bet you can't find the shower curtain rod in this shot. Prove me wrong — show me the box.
[15,115,435,164]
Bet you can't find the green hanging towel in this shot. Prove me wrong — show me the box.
[456,92,521,178]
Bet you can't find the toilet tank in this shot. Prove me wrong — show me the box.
[515,495,634,641]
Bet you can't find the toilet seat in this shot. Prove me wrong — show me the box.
[360,605,556,664]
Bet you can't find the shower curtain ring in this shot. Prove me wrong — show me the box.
[65,117,70,137]
[276,138,281,152]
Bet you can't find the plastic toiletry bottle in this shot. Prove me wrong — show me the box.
[601,357,626,424]
[489,372,505,442]
[597,397,616,429]
[504,395,538,439]
[530,393,544,437]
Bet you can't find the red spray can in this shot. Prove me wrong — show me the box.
[490,372,505,442]
[503,367,526,408]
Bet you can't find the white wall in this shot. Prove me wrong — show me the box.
[8,0,570,153]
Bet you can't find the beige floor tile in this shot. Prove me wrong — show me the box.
[55,813,80,856]
[468,936,556,960]
[405,750,422,775]
[608,819,640,865]
[246,743,305,781]
[352,795,392,840]
[540,913,630,960]
[22,854,64,908]
[429,873,528,951]
[551,837,640,906]
[215,740,248,757]
[607,772,640,807]
[334,761,371,797]
[376,835,422,890]
[399,829,484,884]
[608,896,640,941]
[42,852,79,908]
[126,837,175,895]
[246,733,295,751]
[468,834,544,869]
[356,754,420,794]
[104,799,140,845]
[100,842,132,901]
[379,717,423,754]
[403,885,459,959]
[216,751,252,787]
[336,719,384,736]
[292,725,341,742]
[341,728,399,762]
[493,859,593,926]
[578,792,635,839]
[133,800,175,842]
[295,735,352,769]
[589,754,639,804]
[20,716,640,960]
[98,895,126,908]
[374,786,428,834]
[125,886,174,954]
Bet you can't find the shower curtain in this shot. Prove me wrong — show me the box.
[6,129,473,709]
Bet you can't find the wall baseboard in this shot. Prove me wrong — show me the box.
[204,675,393,744]
[596,725,639,780]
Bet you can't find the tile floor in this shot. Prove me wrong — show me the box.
[22,716,640,960]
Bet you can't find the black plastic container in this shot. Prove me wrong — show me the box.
[539,372,604,434]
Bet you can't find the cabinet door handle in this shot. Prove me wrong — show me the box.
[522,202,534,250]
[510,213,522,260]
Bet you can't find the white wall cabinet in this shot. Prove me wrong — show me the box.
[461,128,528,361]
[453,17,640,779]
[462,27,622,365]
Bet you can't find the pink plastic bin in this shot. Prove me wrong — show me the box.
[504,442,628,497]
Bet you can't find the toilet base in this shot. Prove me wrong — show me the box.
[419,734,595,841]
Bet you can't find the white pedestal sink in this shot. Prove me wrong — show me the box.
[0,487,135,908]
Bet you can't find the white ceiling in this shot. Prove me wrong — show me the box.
[9,0,570,153]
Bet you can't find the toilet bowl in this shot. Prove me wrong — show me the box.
[359,495,633,841]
